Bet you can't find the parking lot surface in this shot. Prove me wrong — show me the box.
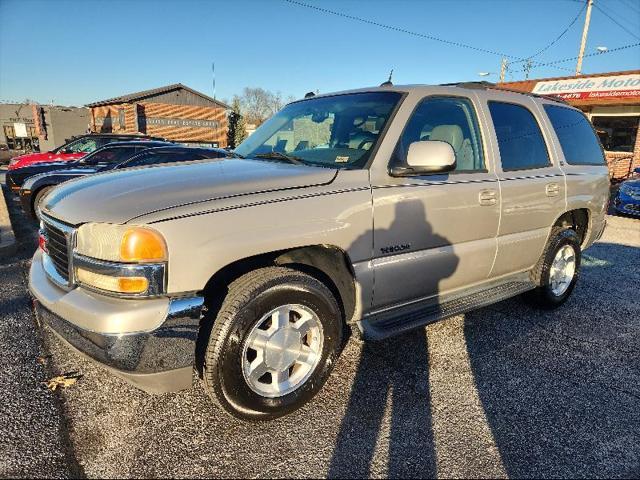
[1,185,639,478]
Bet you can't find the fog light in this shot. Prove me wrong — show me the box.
[76,268,149,294]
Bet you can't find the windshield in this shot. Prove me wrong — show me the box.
[234,92,402,169]
[53,136,100,154]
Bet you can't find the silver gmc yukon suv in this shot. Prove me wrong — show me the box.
[29,83,609,419]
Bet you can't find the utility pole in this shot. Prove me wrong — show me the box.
[499,57,508,83]
[576,0,594,76]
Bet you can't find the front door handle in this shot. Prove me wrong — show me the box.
[479,189,497,206]
[545,182,560,197]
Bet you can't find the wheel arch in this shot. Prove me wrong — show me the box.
[552,208,590,246]
[196,244,358,375]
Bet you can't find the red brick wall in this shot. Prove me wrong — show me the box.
[605,117,640,180]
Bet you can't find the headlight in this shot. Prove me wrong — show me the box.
[74,223,167,296]
[76,223,167,262]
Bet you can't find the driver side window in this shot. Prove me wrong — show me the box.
[396,96,485,172]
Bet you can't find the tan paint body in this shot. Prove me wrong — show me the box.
[32,85,609,334]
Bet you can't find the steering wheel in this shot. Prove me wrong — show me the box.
[357,132,377,150]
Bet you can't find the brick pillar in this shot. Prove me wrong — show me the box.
[633,117,640,171]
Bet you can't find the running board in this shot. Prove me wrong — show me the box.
[358,275,535,341]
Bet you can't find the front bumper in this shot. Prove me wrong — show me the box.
[29,249,204,393]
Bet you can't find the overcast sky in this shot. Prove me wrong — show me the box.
[0,0,638,106]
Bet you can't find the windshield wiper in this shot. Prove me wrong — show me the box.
[227,151,245,159]
[253,151,306,165]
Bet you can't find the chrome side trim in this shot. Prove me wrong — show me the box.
[167,295,205,320]
[72,253,167,298]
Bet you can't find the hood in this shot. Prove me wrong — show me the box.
[42,158,337,225]
[23,167,100,189]
[9,151,84,169]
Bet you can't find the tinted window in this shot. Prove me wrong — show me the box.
[81,146,138,165]
[124,151,205,167]
[489,102,550,171]
[543,105,605,165]
[395,96,485,172]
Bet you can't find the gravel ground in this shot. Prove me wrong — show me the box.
[2,183,640,478]
[0,186,80,478]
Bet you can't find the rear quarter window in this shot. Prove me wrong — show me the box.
[488,101,551,171]
[543,105,605,165]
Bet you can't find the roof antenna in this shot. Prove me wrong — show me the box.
[380,69,394,87]
[304,91,316,98]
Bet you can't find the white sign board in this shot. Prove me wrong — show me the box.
[532,73,640,100]
[13,122,28,138]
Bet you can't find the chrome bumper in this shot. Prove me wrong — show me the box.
[29,249,204,393]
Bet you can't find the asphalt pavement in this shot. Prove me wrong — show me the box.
[1,184,639,478]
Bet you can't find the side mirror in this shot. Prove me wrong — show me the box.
[635,167,640,174]
[390,140,456,176]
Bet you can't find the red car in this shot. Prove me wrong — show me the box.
[7,134,166,170]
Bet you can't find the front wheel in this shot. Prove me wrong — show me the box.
[202,266,343,420]
[527,227,582,308]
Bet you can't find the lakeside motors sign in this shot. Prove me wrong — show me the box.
[532,73,640,100]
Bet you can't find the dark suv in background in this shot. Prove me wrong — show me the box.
[7,133,166,171]
[19,144,227,218]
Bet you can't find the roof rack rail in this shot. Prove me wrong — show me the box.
[442,81,568,104]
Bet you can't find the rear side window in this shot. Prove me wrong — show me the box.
[543,105,605,165]
[489,101,550,171]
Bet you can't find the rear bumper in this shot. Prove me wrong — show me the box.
[29,249,204,393]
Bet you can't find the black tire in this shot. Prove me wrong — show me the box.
[527,226,581,309]
[33,186,53,220]
[202,266,343,420]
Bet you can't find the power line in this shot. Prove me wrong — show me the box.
[594,2,640,40]
[283,0,519,59]
[519,0,587,61]
[616,0,640,16]
[509,41,640,72]
[284,0,639,77]
[607,0,640,27]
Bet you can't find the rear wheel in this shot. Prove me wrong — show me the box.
[202,266,343,420]
[527,227,581,308]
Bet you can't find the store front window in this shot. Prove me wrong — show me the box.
[592,116,639,153]
[2,124,39,151]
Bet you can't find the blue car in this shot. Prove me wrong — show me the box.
[614,167,640,217]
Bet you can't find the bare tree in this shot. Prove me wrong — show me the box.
[239,88,296,125]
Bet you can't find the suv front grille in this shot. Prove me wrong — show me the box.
[42,218,72,283]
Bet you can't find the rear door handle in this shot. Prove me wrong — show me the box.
[479,189,497,206]
[545,182,560,197]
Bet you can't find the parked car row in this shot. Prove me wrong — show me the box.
[7,133,167,171]
[8,141,227,218]
[14,83,611,421]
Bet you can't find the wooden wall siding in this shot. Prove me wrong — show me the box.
[90,101,228,146]
[136,89,227,108]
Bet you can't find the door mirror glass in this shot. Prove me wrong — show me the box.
[391,140,456,176]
